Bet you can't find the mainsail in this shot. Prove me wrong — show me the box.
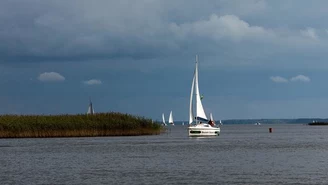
[189,73,195,124]
[193,55,208,122]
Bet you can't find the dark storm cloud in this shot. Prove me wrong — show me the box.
[1,0,328,68]
[0,0,180,62]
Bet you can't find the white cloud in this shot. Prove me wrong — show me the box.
[290,75,310,82]
[170,14,275,42]
[83,79,102,85]
[270,75,311,83]
[270,76,288,83]
[38,72,65,82]
[300,27,318,40]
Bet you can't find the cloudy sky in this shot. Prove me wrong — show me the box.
[1,0,328,120]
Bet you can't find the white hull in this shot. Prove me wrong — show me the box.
[188,123,220,136]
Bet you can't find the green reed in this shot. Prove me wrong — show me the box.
[0,112,162,138]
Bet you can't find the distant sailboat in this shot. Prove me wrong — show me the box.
[87,97,95,115]
[169,111,174,125]
[219,120,223,125]
[182,122,185,126]
[162,113,167,126]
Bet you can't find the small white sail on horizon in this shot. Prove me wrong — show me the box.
[87,97,95,115]
[169,111,174,125]
[162,113,167,126]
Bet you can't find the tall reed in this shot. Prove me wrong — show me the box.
[0,112,162,138]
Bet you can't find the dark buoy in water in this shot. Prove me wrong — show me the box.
[269,128,273,133]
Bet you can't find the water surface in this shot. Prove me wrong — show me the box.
[1,124,328,184]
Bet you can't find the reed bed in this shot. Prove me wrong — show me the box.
[0,112,162,138]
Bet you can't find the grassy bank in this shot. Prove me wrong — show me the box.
[0,112,162,138]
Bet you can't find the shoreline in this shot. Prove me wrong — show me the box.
[308,122,328,126]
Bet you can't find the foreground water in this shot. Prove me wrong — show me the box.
[1,124,328,185]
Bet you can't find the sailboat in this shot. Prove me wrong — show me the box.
[162,113,167,126]
[87,97,95,115]
[168,111,174,125]
[219,120,223,125]
[188,55,220,136]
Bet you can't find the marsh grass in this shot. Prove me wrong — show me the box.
[0,112,162,138]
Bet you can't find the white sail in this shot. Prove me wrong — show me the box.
[87,107,95,114]
[194,55,207,121]
[87,98,95,115]
[169,111,174,124]
[87,106,95,114]
[189,73,195,124]
[162,113,166,124]
[210,113,214,121]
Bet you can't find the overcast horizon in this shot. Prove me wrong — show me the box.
[2,0,328,120]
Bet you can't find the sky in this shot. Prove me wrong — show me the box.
[1,0,328,120]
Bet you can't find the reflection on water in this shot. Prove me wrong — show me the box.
[1,124,328,184]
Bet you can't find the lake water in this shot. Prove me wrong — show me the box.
[1,124,328,185]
